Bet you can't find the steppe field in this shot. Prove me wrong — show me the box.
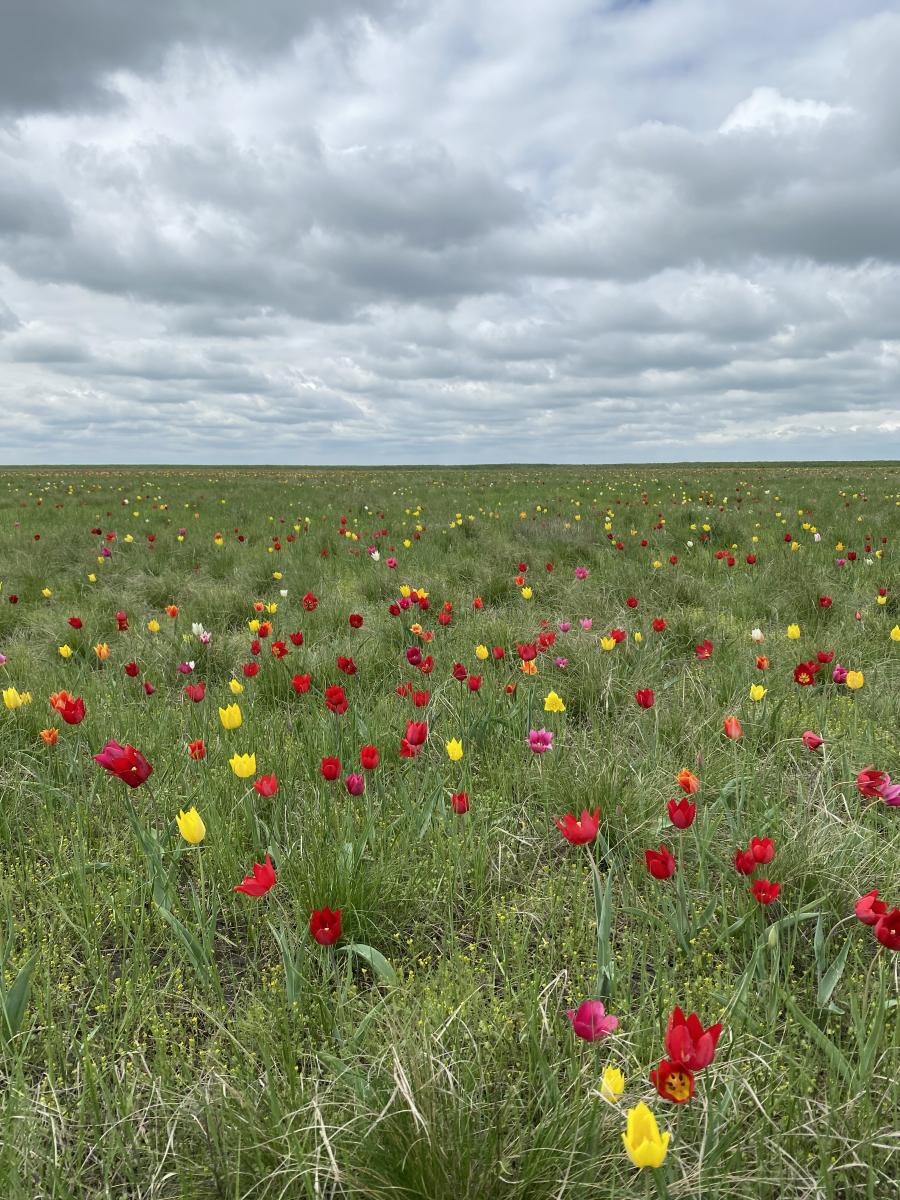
[1,463,898,1200]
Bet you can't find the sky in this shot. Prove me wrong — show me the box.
[1,0,899,465]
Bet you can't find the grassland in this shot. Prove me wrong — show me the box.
[0,463,898,1199]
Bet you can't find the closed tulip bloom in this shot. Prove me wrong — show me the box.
[229,678,244,694]
[52,691,86,724]
[566,999,619,1040]
[94,740,153,788]
[475,644,489,660]
[635,688,655,709]
[750,836,775,864]
[345,772,365,796]
[676,769,700,794]
[555,808,600,844]
[310,907,342,945]
[856,890,888,925]
[450,791,469,813]
[544,690,566,713]
[405,720,428,746]
[321,756,341,780]
[749,684,767,701]
[445,738,464,761]
[786,624,801,639]
[58,644,73,659]
[254,773,278,797]
[645,844,676,879]
[177,807,206,844]
[734,848,756,875]
[723,715,742,739]
[663,1010,719,1074]
[622,1102,670,1169]
[845,670,864,690]
[219,703,242,730]
[360,745,379,770]
[3,687,25,710]
[233,854,276,897]
[891,625,900,642]
[229,752,256,779]
[94,642,110,661]
[801,731,823,751]
[600,1065,625,1102]
[667,798,696,828]
[184,682,205,702]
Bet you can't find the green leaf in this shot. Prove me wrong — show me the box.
[268,921,305,1006]
[340,943,399,986]
[586,849,615,998]
[0,955,36,1043]
[817,935,851,1009]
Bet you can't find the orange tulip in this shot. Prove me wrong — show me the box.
[723,716,743,740]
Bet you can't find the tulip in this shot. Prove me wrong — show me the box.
[749,684,767,701]
[555,808,600,845]
[360,745,379,770]
[600,1065,625,1102]
[599,636,616,651]
[229,752,256,779]
[891,626,900,642]
[676,768,700,794]
[184,683,205,703]
[650,1058,695,1104]
[566,1000,619,1040]
[445,738,464,762]
[233,854,276,897]
[634,688,655,709]
[750,627,764,642]
[94,643,110,661]
[94,740,153,788]
[450,791,469,814]
[874,909,900,950]
[787,624,801,639]
[176,807,206,844]
[667,798,696,828]
[475,644,489,661]
[845,670,864,690]
[229,678,244,694]
[3,687,25,710]
[751,879,781,905]
[254,773,278,797]
[345,772,365,796]
[310,907,342,945]
[750,836,775,864]
[527,728,554,754]
[665,1008,723,1070]
[188,739,206,760]
[856,890,888,925]
[622,1102,670,1169]
[219,703,242,730]
[325,685,348,715]
[645,844,675,879]
[58,645,73,659]
[723,715,742,739]
[801,731,823,751]
[734,847,756,874]
[544,690,566,713]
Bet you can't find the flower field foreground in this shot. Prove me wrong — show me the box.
[0,463,898,1199]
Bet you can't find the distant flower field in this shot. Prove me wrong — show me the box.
[0,463,898,1199]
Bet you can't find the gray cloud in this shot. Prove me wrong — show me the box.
[1,0,899,464]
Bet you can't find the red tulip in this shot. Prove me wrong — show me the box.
[694,639,713,660]
[634,688,655,709]
[450,791,469,814]
[652,618,667,632]
[68,616,83,629]
[751,879,781,905]
[93,740,153,788]
[321,757,341,780]
[183,682,206,702]
[676,769,700,794]
[188,738,206,760]
[749,836,775,864]
[467,674,482,692]
[723,715,742,740]
[667,798,696,829]
[650,1058,695,1104]
[554,808,600,845]
[289,631,304,645]
[325,685,348,715]
[665,1007,723,1070]
[857,769,888,798]
[874,909,900,950]
[233,855,276,897]
[254,773,278,797]
[733,848,756,875]
[360,745,379,770]
[645,844,676,879]
[292,673,311,694]
[801,731,823,751]
[124,661,139,678]
[337,656,356,675]
[856,889,888,925]
[309,907,342,945]
[348,614,363,628]
[404,721,428,747]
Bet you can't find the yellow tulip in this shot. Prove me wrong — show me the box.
[3,686,24,710]
[890,625,900,642]
[94,642,110,661]
[520,660,537,676]
[272,571,283,581]
[147,619,160,633]
[445,738,464,762]
[876,595,887,605]
[600,1065,625,1102]
[41,587,52,598]
[219,704,243,730]
[749,684,767,701]
[399,585,411,598]
[544,691,566,713]
[475,644,489,661]
[87,573,97,583]
[521,586,533,599]
[622,1102,670,1169]
[176,807,206,844]
[248,619,260,633]
[58,645,73,659]
[229,678,245,695]
[633,631,642,643]
[600,636,616,651]
[229,752,256,778]
[786,624,801,640]
[845,670,864,690]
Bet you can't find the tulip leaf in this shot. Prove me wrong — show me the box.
[268,921,305,1006]
[587,849,615,998]
[0,954,36,1043]
[784,996,852,1084]
[816,932,851,1010]
[341,943,399,987]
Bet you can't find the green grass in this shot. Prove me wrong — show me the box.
[0,462,898,1199]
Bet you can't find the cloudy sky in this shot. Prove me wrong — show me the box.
[1,0,899,464]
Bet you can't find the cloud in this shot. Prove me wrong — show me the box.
[1,0,899,463]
